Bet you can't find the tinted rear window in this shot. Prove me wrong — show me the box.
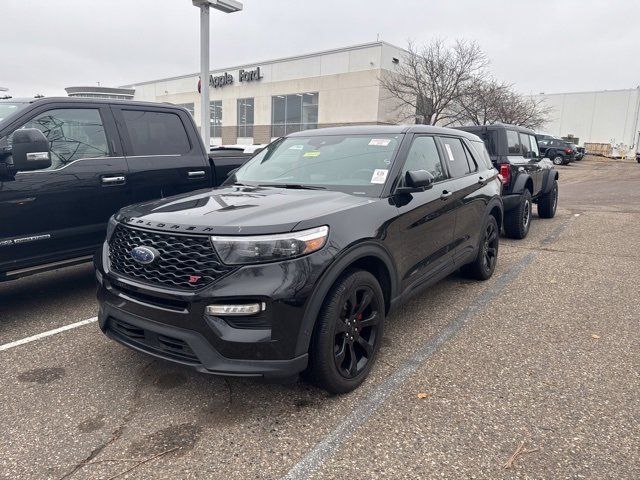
[506,130,521,155]
[122,110,190,156]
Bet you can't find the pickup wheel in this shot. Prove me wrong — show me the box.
[552,155,564,166]
[308,269,385,394]
[461,215,499,280]
[538,180,558,218]
[504,189,532,239]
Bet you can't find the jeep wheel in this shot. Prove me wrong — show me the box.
[538,180,558,218]
[504,189,532,239]
[461,215,499,280]
[552,155,564,166]
[309,269,385,394]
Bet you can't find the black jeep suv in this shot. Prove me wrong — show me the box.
[456,124,559,239]
[96,125,503,393]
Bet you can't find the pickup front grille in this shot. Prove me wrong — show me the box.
[108,224,234,290]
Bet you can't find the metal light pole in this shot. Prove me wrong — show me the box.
[192,0,243,149]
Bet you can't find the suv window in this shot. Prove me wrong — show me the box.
[506,130,521,155]
[519,133,531,157]
[402,136,446,182]
[528,135,540,157]
[122,110,190,156]
[440,137,472,178]
[469,140,493,170]
[15,108,109,170]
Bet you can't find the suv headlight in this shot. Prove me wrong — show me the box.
[211,226,329,265]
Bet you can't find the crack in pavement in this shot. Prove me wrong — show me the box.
[57,360,156,480]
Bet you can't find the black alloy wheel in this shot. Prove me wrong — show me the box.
[309,269,385,393]
[461,215,499,280]
[333,285,380,379]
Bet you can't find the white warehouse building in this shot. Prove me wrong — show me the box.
[531,87,640,149]
[123,41,407,146]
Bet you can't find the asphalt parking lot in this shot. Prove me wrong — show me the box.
[1,158,638,480]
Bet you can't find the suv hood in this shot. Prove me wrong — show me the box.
[116,185,374,235]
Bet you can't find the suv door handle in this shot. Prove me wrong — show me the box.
[188,170,206,179]
[440,190,453,200]
[101,175,126,186]
[478,176,487,186]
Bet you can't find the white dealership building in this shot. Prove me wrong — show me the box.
[122,41,407,146]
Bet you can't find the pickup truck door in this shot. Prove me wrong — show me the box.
[0,103,130,273]
[111,105,211,205]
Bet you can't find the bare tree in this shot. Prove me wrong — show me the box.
[380,39,489,125]
[453,77,552,129]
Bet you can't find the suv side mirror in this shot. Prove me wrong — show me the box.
[11,129,52,172]
[396,169,434,194]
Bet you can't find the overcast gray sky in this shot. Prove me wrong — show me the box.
[2,0,638,97]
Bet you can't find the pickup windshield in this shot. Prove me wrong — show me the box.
[234,134,402,196]
[0,102,28,122]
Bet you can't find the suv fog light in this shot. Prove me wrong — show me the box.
[206,302,265,316]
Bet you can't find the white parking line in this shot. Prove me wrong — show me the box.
[0,317,98,352]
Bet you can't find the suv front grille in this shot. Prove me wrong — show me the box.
[108,224,234,290]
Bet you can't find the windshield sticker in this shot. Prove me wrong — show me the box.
[369,138,392,147]
[289,144,304,150]
[303,151,321,157]
[370,169,389,184]
[444,143,455,161]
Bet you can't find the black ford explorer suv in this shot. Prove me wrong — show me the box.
[0,97,252,281]
[96,125,503,393]
[456,124,559,239]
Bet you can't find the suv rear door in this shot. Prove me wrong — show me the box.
[518,132,544,194]
[0,102,129,273]
[111,105,211,205]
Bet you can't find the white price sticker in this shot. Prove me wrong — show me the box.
[444,143,455,161]
[369,138,391,147]
[370,169,389,184]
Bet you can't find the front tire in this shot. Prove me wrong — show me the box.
[504,189,532,239]
[461,215,499,280]
[538,180,558,218]
[552,155,564,166]
[309,269,385,394]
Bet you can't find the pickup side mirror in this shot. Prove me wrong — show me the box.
[395,169,434,194]
[11,128,52,172]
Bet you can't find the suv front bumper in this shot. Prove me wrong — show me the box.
[96,242,333,380]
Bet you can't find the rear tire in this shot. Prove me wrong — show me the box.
[504,189,532,239]
[308,269,385,394]
[538,180,558,218]
[461,215,499,280]
[552,155,564,166]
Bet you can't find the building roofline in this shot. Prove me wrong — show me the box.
[120,40,407,88]
[532,87,640,97]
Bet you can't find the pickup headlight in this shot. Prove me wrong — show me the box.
[211,226,329,265]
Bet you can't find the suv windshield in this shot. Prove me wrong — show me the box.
[234,134,402,196]
[0,102,28,122]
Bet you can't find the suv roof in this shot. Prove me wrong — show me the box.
[288,124,482,142]
[456,123,538,136]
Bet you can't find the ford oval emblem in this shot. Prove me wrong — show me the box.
[130,246,159,265]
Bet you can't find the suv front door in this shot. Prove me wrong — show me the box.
[437,136,487,265]
[390,135,457,292]
[0,104,129,274]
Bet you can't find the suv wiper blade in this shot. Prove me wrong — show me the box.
[258,183,327,190]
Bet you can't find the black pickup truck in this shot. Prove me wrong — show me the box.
[0,97,253,281]
[456,124,558,239]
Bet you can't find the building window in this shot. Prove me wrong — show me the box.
[237,98,254,138]
[177,103,195,117]
[210,100,222,138]
[271,92,318,137]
